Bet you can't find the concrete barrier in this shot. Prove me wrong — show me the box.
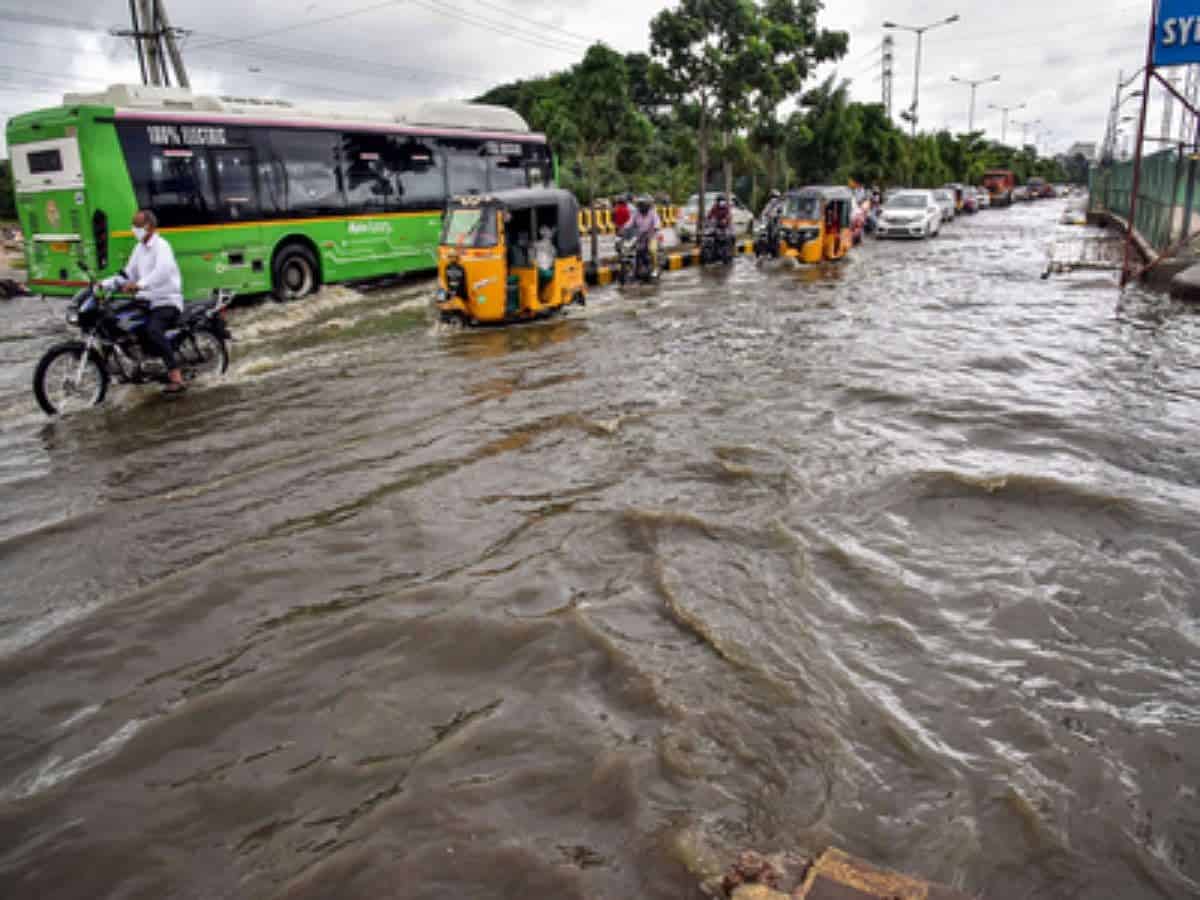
[586,239,755,285]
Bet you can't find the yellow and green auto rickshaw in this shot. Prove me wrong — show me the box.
[436,188,586,326]
[777,186,856,263]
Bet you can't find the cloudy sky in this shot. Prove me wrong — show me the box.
[0,0,1156,158]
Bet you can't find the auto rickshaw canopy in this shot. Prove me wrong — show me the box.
[783,186,854,221]
[446,188,582,257]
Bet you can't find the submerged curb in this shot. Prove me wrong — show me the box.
[586,240,756,286]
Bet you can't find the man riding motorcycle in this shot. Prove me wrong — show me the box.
[704,195,736,263]
[623,196,662,279]
[101,209,186,393]
[757,190,784,258]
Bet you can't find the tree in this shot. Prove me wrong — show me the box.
[751,0,848,192]
[651,0,759,229]
[569,43,644,265]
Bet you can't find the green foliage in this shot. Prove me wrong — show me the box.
[474,11,1066,204]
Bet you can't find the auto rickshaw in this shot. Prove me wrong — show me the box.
[777,187,856,263]
[944,183,966,212]
[436,188,586,326]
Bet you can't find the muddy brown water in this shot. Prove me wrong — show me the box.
[2,201,1199,899]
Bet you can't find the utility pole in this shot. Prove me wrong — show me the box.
[949,73,999,133]
[113,0,189,88]
[155,0,190,88]
[883,14,960,139]
[882,35,894,119]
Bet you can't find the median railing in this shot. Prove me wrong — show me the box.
[1090,148,1200,258]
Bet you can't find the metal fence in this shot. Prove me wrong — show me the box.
[1090,148,1200,254]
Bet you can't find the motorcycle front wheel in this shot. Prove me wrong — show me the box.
[33,342,109,416]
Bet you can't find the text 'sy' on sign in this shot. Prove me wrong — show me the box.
[1155,0,1200,66]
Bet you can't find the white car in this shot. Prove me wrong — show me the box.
[876,190,942,239]
[677,192,755,241]
[932,189,957,222]
[974,188,991,210]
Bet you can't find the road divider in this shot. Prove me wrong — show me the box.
[586,239,756,285]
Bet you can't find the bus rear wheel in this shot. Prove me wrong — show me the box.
[272,244,319,302]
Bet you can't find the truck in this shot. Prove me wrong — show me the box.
[982,169,1016,207]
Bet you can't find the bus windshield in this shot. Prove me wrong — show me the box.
[442,207,498,248]
[786,194,820,220]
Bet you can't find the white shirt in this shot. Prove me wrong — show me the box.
[111,233,184,311]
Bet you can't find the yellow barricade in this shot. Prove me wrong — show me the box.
[578,209,592,235]
[599,208,614,235]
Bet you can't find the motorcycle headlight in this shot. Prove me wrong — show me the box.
[65,308,79,325]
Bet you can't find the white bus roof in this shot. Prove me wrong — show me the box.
[60,84,532,134]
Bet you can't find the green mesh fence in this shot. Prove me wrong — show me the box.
[1090,149,1200,253]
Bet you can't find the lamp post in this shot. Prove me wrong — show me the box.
[883,14,960,139]
[988,102,1026,144]
[949,73,999,132]
[1015,117,1041,148]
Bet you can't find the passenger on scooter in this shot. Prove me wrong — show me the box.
[627,195,662,273]
[101,209,186,393]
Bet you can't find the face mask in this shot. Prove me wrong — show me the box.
[132,226,147,242]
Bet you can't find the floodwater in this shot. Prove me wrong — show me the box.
[1,200,1199,899]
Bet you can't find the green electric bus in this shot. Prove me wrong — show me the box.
[5,84,553,300]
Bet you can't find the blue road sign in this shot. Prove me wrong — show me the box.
[1155,0,1200,66]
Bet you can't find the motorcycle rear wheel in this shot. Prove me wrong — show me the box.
[179,328,229,380]
[33,342,109,416]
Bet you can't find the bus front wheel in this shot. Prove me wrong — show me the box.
[272,244,319,302]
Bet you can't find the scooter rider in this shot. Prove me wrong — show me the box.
[627,195,662,275]
[760,189,784,254]
[707,194,733,231]
[102,209,186,393]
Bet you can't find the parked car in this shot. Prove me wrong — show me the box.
[677,193,755,241]
[876,190,942,239]
[962,189,979,213]
[1012,185,1032,202]
[975,188,991,210]
[932,189,957,222]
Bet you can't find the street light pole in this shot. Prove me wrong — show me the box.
[949,74,1000,132]
[884,14,960,139]
[988,102,1026,144]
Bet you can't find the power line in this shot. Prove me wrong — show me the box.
[188,0,407,51]
[406,0,589,54]
[466,0,600,45]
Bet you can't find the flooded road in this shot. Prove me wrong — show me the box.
[2,200,1199,899]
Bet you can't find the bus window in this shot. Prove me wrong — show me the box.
[341,132,397,213]
[394,138,444,211]
[269,129,344,216]
[441,138,488,197]
[117,124,218,227]
[488,149,526,192]
[212,148,260,221]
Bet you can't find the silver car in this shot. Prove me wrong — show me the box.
[932,189,957,222]
[876,190,942,239]
[974,188,991,210]
[677,192,755,241]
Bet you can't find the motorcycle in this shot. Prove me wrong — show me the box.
[615,228,660,285]
[701,222,735,265]
[754,217,782,260]
[33,270,233,416]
